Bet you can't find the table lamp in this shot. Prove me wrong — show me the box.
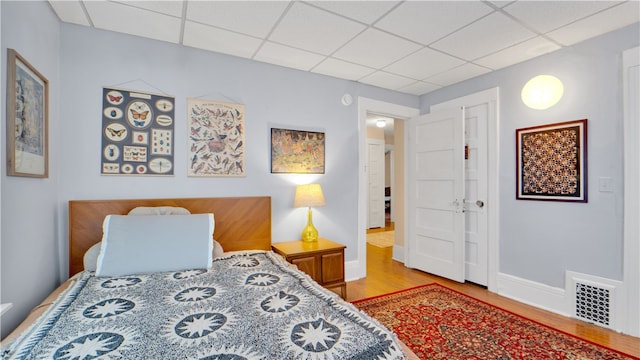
[293,183,326,242]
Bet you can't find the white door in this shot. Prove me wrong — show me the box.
[367,139,385,229]
[431,89,496,287]
[462,104,488,285]
[408,107,465,282]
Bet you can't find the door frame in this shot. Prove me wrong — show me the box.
[355,97,419,280]
[429,87,499,292]
[622,46,639,337]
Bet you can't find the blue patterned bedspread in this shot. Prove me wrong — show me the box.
[3,251,404,359]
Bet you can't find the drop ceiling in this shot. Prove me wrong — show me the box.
[48,1,639,96]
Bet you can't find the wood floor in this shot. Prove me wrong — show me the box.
[346,240,640,358]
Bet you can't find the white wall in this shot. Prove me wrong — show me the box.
[0,2,417,338]
[420,23,640,289]
[1,1,61,339]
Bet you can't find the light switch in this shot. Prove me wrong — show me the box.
[598,177,614,193]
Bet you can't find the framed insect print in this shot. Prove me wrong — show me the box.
[101,87,175,175]
[187,98,245,177]
[516,119,587,202]
[271,128,325,174]
[6,49,49,178]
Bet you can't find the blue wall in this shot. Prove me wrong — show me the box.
[0,1,417,338]
[1,1,61,340]
[421,23,639,287]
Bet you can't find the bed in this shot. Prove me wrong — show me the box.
[1,197,417,359]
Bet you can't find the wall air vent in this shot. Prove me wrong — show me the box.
[566,271,622,331]
[575,282,610,326]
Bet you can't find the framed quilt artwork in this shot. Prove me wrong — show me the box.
[271,128,325,174]
[6,49,49,178]
[516,119,587,202]
[187,98,245,177]
[101,87,175,175]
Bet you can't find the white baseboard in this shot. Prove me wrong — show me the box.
[496,272,570,317]
[392,244,404,263]
[345,259,363,282]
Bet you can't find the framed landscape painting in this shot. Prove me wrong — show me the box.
[271,128,325,174]
[6,49,49,178]
[516,119,587,202]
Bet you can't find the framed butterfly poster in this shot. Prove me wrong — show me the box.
[6,49,49,178]
[187,98,245,177]
[101,87,175,175]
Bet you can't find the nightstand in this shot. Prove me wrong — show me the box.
[272,238,346,299]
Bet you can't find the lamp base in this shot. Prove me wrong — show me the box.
[301,208,319,242]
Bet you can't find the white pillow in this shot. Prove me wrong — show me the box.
[127,206,191,216]
[95,214,214,277]
[84,239,225,272]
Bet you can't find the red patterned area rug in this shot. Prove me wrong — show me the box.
[353,283,638,360]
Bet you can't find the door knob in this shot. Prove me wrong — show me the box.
[476,200,485,208]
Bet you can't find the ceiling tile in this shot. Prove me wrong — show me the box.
[183,21,263,59]
[186,1,289,38]
[503,1,621,34]
[397,81,442,96]
[474,36,561,70]
[268,2,366,55]
[311,58,375,81]
[254,41,326,71]
[488,1,516,9]
[48,0,91,26]
[546,2,640,46]
[425,63,491,87]
[358,71,416,90]
[375,1,494,45]
[431,12,536,61]
[113,0,184,17]
[384,47,465,80]
[310,1,399,25]
[333,28,422,69]
[84,1,181,43]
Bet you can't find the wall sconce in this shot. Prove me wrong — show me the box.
[293,184,326,242]
[521,75,564,110]
[376,119,386,128]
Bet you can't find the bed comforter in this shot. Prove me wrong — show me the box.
[2,251,404,359]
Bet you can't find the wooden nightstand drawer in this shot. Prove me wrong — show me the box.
[272,238,346,298]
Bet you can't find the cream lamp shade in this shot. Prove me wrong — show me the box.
[294,184,326,208]
[521,75,564,110]
[294,184,325,242]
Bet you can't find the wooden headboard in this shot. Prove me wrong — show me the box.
[69,197,271,277]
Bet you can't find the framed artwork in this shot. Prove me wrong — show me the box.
[101,87,175,175]
[271,128,325,174]
[187,98,245,177]
[516,119,587,202]
[6,49,49,178]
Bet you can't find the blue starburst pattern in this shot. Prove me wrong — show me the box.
[291,318,341,352]
[175,287,217,302]
[100,277,142,289]
[5,252,404,360]
[245,273,279,287]
[83,298,135,318]
[233,256,259,268]
[53,332,124,359]
[261,291,300,313]
[173,269,207,280]
[175,313,227,339]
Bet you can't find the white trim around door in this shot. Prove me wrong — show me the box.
[352,97,419,281]
[623,46,639,337]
